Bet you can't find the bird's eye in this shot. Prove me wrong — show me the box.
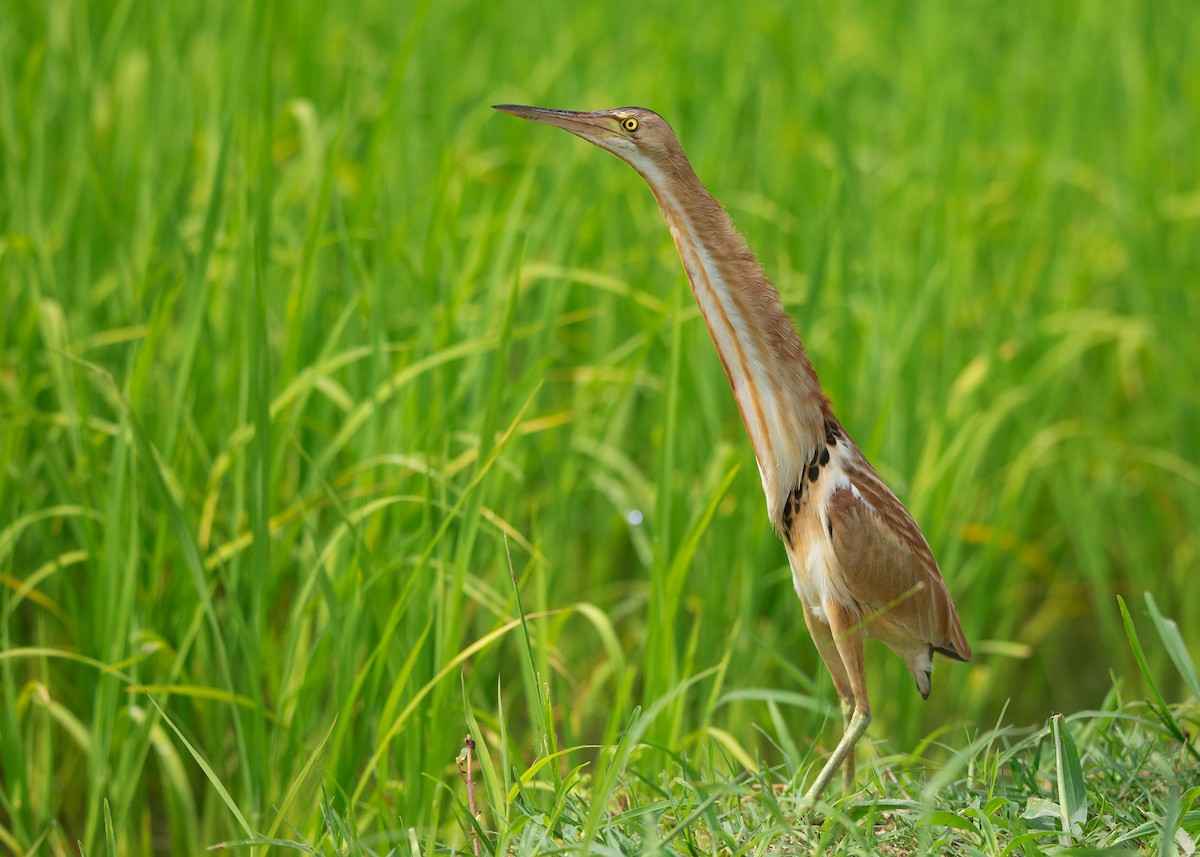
[621,117,639,132]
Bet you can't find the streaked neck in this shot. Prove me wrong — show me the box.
[637,153,827,512]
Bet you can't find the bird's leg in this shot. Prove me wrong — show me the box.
[803,600,872,805]
[801,602,858,799]
[840,697,856,792]
[804,706,870,803]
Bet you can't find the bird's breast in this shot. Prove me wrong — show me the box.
[778,428,861,624]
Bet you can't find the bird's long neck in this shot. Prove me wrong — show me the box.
[636,153,828,517]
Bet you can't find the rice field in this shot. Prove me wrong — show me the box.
[2,0,1198,853]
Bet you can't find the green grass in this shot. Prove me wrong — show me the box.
[2,0,1198,853]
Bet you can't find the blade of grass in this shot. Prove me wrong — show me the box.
[1118,595,1190,750]
[1143,593,1200,704]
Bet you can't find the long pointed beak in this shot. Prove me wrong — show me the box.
[493,104,614,139]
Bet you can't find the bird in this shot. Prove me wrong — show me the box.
[493,104,972,803]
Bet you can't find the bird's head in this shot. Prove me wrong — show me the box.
[493,104,682,172]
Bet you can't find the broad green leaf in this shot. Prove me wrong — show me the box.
[1052,714,1087,842]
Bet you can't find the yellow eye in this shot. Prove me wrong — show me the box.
[621,117,639,132]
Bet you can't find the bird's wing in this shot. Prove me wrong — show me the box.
[826,452,972,662]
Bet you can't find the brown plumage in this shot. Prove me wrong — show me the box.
[495,104,971,803]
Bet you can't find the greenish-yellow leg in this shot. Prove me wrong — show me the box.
[841,698,856,792]
[803,600,872,805]
[803,706,871,803]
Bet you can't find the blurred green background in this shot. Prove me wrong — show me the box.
[2,0,1198,851]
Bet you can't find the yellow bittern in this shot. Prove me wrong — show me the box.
[495,104,971,803]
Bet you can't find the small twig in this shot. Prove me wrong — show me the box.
[457,733,480,856]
